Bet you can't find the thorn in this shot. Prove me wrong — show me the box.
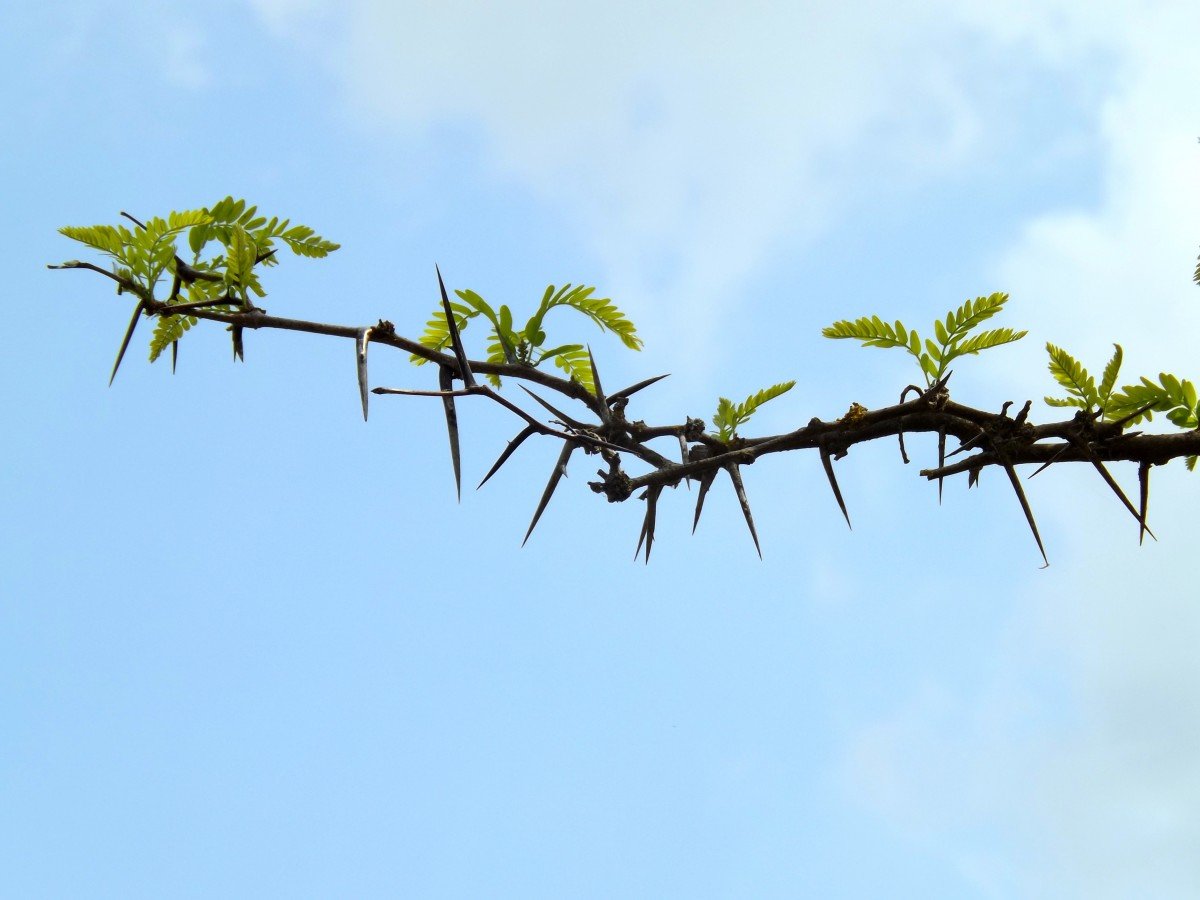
[1109,400,1160,430]
[1086,456,1155,541]
[610,373,670,402]
[678,434,691,489]
[109,300,146,386]
[691,469,718,533]
[1138,461,1151,546]
[435,264,475,388]
[1001,461,1048,567]
[355,327,373,421]
[478,424,537,489]
[519,385,591,430]
[726,464,762,559]
[170,340,178,375]
[523,442,575,546]
[937,428,946,504]
[820,446,852,529]
[439,366,463,501]
[1029,443,1070,478]
[231,324,244,362]
[586,345,607,410]
[635,485,663,563]
[946,431,985,460]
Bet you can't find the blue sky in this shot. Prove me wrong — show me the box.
[4,2,1200,896]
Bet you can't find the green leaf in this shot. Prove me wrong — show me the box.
[1097,344,1123,407]
[944,292,1008,342]
[149,311,198,363]
[933,318,950,346]
[59,224,125,257]
[224,224,257,290]
[712,380,795,441]
[1045,343,1098,410]
[948,327,1027,359]
[822,316,904,347]
[549,345,595,394]
[411,302,482,365]
[527,284,642,351]
[1104,373,1199,428]
[1043,395,1087,409]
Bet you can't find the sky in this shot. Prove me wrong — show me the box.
[3,1,1200,896]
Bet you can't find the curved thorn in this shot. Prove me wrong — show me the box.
[897,384,922,465]
[1001,461,1048,567]
[523,442,575,546]
[610,373,669,402]
[691,470,718,533]
[109,300,146,386]
[820,446,852,530]
[1138,462,1151,546]
[478,424,537,489]
[726,464,762,559]
[439,365,462,501]
[435,264,475,387]
[519,385,591,430]
[355,327,373,421]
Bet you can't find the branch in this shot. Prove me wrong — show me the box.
[55,225,1200,564]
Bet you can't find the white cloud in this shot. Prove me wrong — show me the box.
[839,6,1200,890]
[250,2,1200,892]
[248,0,1053,372]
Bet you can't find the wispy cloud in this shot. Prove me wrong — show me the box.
[246,0,1069,373]
[838,7,1200,891]
[249,3,1200,891]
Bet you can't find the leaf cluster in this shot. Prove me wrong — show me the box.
[1045,343,1198,470]
[56,198,338,366]
[412,283,642,392]
[712,382,796,442]
[822,292,1026,386]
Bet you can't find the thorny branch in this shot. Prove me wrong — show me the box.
[54,265,1200,565]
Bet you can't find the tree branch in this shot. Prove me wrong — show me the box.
[56,248,1200,564]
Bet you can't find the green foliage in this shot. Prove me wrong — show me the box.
[57,198,337,364]
[822,292,1026,386]
[1044,342,1125,413]
[712,381,796,442]
[1106,373,1199,428]
[149,311,198,363]
[412,283,642,392]
[1044,343,1199,470]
